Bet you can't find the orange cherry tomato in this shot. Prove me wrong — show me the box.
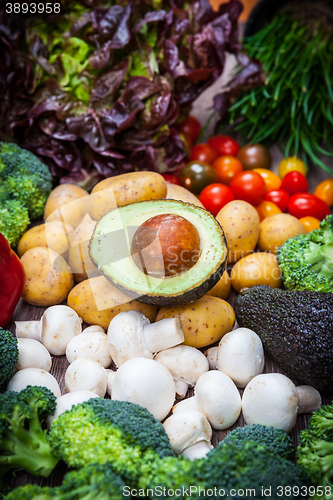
[212,155,243,185]
[278,157,307,178]
[299,216,321,233]
[314,178,333,207]
[253,168,282,191]
[255,200,282,221]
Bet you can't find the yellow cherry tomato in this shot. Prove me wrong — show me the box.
[314,178,333,207]
[299,216,321,233]
[278,157,307,179]
[253,168,282,191]
[255,200,282,221]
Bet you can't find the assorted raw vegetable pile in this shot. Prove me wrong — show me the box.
[214,2,333,176]
[0,0,247,187]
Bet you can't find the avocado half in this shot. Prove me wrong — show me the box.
[89,199,228,306]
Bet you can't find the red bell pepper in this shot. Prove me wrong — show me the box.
[0,233,26,327]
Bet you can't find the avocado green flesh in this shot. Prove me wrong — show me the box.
[89,199,228,306]
[234,285,333,393]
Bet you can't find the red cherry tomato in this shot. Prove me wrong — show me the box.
[280,171,308,196]
[162,173,181,185]
[189,143,219,164]
[229,171,266,206]
[199,183,235,216]
[175,116,201,144]
[288,193,331,220]
[264,189,290,212]
[207,135,240,157]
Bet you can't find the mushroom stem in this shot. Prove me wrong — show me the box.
[175,380,189,399]
[296,385,322,414]
[181,441,213,460]
[143,318,184,353]
[15,320,42,341]
[204,346,218,370]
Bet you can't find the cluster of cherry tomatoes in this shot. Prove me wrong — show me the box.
[167,116,333,232]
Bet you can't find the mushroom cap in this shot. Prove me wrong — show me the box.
[66,329,111,368]
[111,357,176,421]
[195,370,241,430]
[163,410,212,455]
[107,310,152,367]
[41,305,82,355]
[17,338,52,372]
[6,368,61,398]
[216,327,265,388]
[155,345,209,385]
[65,358,108,397]
[241,373,299,433]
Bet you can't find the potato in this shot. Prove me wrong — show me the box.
[258,213,306,254]
[156,295,235,349]
[17,221,74,257]
[166,183,204,207]
[67,276,158,329]
[230,252,282,293]
[44,184,89,228]
[68,218,99,282]
[89,171,167,221]
[216,200,260,264]
[206,270,231,300]
[21,247,74,307]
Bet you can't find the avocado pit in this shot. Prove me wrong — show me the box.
[130,214,201,278]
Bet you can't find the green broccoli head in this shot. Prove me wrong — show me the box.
[3,463,128,500]
[0,386,59,482]
[277,214,333,293]
[48,398,174,485]
[0,200,30,248]
[0,142,53,221]
[0,329,18,393]
[2,483,54,500]
[222,424,294,459]
[297,403,333,495]
[195,440,306,500]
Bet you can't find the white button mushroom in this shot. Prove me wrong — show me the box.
[47,390,100,427]
[204,346,218,370]
[172,396,202,414]
[163,410,213,459]
[65,358,108,397]
[16,338,52,372]
[107,310,184,367]
[6,368,61,398]
[241,373,299,433]
[111,357,176,421]
[41,305,82,355]
[154,345,209,398]
[194,371,242,430]
[216,327,265,388]
[66,326,111,368]
[15,305,83,355]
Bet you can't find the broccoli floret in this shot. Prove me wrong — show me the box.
[297,403,333,497]
[0,386,59,483]
[277,214,333,293]
[192,440,306,499]
[222,424,294,459]
[0,200,30,248]
[3,463,128,500]
[0,329,18,393]
[48,398,174,486]
[2,483,53,500]
[0,142,53,221]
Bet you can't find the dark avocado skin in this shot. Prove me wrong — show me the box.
[234,285,333,393]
